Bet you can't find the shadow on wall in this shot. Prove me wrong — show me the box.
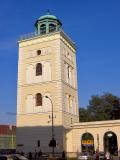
[16,125,66,153]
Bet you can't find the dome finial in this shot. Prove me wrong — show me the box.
[46,9,50,15]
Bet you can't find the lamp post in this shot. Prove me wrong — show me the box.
[45,96,55,154]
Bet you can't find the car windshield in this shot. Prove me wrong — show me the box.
[13,155,28,160]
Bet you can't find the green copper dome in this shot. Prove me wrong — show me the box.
[35,11,62,35]
[38,14,57,20]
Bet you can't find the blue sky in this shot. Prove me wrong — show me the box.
[0,0,120,124]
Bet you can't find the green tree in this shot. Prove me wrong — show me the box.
[79,108,90,122]
[79,93,120,122]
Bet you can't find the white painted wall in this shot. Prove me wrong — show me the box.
[65,94,69,112]
[26,95,34,113]
[64,62,75,87]
[26,65,34,84]
[65,94,76,115]
[25,93,52,113]
[43,62,51,81]
[26,62,51,84]
[43,93,52,112]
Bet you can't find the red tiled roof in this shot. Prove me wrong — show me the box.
[0,125,16,135]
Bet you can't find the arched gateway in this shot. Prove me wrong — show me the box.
[81,133,95,154]
[104,131,118,155]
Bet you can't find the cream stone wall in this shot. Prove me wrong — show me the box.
[17,31,79,126]
[25,92,52,113]
[66,120,120,155]
[17,31,80,152]
[60,39,79,127]
[17,81,63,125]
[26,61,51,84]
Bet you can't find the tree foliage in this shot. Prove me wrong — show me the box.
[79,93,120,122]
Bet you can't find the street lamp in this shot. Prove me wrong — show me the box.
[45,96,56,154]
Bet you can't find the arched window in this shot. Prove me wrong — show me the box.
[36,93,42,106]
[81,133,94,154]
[104,131,118,155]
[36,63,42,76]
[40,24,46,35]
[37,50,41,56]
[67,66,70,79]
[49,24,56,33]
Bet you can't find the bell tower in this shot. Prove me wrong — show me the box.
[16,12,79,152]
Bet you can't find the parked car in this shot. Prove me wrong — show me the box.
[12,154,28,160]
[0,154,28,160]
[0,155,13,160]
[99,152,105,160]
[77,153,91,160]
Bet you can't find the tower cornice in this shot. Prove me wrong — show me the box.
[18,29,76,51]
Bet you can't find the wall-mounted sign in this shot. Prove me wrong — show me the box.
[82,140,94,145]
